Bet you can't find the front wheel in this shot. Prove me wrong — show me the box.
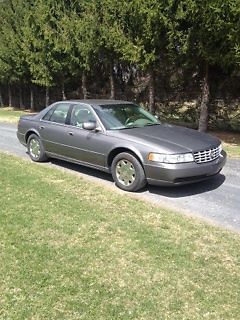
[111,152,146,192]
[27,134,47,162]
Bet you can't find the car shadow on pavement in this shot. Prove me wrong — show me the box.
[47,158,226,198]
[146,174,226,198]
[49,158,114,182]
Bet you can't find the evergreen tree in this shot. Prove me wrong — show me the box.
[0,0,30,107]
[22,0,70,106]
[174,0,239,131]
[101,0,174,113]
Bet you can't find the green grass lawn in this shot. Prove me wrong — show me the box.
[222,143,240,158]
[0,152,240,320]
[0,107,29,123]
[212,131,240,158]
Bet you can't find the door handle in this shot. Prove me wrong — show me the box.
[39,126,45,130]
[68,132,74,136]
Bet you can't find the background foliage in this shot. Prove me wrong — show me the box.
[0,0,239,131]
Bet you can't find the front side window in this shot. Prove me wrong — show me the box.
[43,103,70,124]
[70,105,96,128]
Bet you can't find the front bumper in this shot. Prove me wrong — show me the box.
[144,151,227,186]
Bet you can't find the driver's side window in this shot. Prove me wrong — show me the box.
[70,105,96,128]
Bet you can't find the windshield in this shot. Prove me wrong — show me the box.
[94,104,160,130]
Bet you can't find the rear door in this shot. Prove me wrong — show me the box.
[39,102,72,156]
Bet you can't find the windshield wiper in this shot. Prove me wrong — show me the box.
[144,123,161,127]
[117,125,142,130]
[126,125,143,129]
[111,123,160,130]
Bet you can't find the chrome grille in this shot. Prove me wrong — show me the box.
[194,145,222,164]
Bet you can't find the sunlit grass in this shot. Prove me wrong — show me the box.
[222,142,240,158]
[211,131,240,159]
[0,152,240,319]
[0,107,29,123]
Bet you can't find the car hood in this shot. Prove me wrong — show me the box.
[109,124,220,153]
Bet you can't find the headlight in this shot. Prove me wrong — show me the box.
[219,143,223,153]
[148,152,194,164]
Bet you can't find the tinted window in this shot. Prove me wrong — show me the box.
[47,104,69,124]
[42,108,55,121]
[70,105,96,128]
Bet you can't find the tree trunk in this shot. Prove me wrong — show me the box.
[19,86,24,109]
[198,62,210,132]
[82,71,87,99]
[8,84,12,107]
[62,78,67,100]
[46,87,50,107]
[0,87,3,107]
[30,86,34,111]
[109,61,115,99]
[148,69,156,114]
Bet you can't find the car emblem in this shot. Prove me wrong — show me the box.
[210,150,215,159]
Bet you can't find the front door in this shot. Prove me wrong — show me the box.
[63,104,107,168]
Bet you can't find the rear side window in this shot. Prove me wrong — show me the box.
[43,104,70,124]
[42,108,55,121]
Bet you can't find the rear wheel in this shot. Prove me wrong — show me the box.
[111,152,146,192]
[27,134,47,162]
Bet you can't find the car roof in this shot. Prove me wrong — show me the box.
[62,99,133,107]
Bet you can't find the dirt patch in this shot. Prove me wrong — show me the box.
[210,131,240,145]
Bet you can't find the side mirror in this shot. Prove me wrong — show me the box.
[82,121,97,131]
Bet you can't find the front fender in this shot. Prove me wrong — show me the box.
[107,144,145,168]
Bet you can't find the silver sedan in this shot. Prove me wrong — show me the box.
[17,100,227,191]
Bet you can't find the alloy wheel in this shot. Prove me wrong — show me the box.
[29,138,41,159]
[116,159,136,186]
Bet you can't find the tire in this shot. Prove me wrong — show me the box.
[111,152,146,192]
[27,134,47,162]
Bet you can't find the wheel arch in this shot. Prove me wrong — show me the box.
[107,147,144,168]
[25,129,40,143]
